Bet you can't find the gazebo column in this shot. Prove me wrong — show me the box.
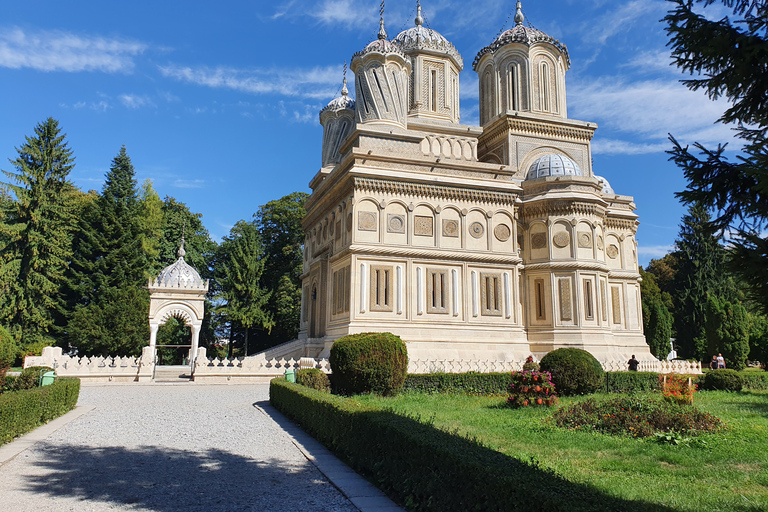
[190,324,201,369]
[149,323,159,360]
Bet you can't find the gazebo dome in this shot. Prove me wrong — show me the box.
[526,154,583,180]
[321,78,355,114]
[154,239,205,288]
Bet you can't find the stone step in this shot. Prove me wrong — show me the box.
[153,365,192,382]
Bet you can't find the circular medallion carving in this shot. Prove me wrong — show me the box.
[346,213,353,232]
[578,232,592,248]
[531,233,547,249]
[553,232,570,248]
[597,236,604,250]
[469,222,485,239]
[607,244,619,259]
[388,215,405,233]
[494,224,511,242]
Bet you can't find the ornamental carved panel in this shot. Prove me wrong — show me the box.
[414,215,434,236]
[607,244,619,259]
[442,219,459,238]
[596,236,604,250]
[558,278,572,321]
[494,224,511,242]
[531,233,547,249]
[578,232,592,248]
[469,222,485,239]
[358,211,377,232]
[553,232,570,248]
[387,214,405,234]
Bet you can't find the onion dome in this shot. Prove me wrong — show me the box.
[595,175,615,195]
[153,238,205,288]
[473,1,570,71]
[393,4,463,69]
[353,17,404,58]
[321,77,355,114]
[526,154,583,180]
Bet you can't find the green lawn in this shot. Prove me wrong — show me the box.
[353,390,768,512]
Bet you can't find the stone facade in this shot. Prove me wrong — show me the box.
[297,3,653,365]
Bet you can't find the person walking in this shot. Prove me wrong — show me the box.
[709,355,718,370]
[717,353,726,369]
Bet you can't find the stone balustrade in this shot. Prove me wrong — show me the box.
[25,346,702,383]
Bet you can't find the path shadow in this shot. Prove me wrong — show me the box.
[21,444,355,512]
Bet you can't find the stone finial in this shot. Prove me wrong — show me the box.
[177,236,186,258]
[415,1,423,26]
[514,0,524,25]
[378,0,387,39]
[341,76,348,96]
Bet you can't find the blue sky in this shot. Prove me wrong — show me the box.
[0,0,737,266]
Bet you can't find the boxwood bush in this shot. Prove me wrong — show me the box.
[270,378,667,512]
[605,372,661,393]
[539,348,604,396]
[296,368,331,392]
[0,377,80,445]
[404,372,512,395]
[329,332,408,396]
[701,369,743,391]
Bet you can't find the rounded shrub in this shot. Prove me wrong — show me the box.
[329,332,408,396]
[539,348,604,396]
[296,368,331,392]
[701,369,743,391]
[0,325,17,368]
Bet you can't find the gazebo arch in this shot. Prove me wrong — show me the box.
[148,239,209,369]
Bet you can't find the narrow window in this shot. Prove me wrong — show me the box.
[370,266,393,312]
[431,70,438,111]
[535,279,546,320]
[584,279,594,320]
[427,269,448,314]
[481,273,502,316]
[540,63,550,112]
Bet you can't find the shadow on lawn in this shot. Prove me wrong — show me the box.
[21,444,351,512]
[268,392,697,512]
[724,390,768,417]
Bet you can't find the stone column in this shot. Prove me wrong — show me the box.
[190,324,201,370]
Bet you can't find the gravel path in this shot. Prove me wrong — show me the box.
[0,384,359,512]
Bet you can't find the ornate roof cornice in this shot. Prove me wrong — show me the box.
[473,24,570,70]
[481,116,596,144]
[354,177,517,205]
[520,200,606,220]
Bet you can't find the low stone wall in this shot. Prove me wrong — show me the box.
[25,346,702,383]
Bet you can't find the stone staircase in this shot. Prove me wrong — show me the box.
[153,365,192,383]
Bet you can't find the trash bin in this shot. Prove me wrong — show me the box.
[285,368,296,383]
[40,371,56,387]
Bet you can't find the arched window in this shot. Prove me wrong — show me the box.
[507,64,518,111]
[540,62,550,112]
[482,71,493,123]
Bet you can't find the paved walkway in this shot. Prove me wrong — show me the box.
[0,384,403,512]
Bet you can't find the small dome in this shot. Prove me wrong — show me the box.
[321,78,355,114]
[595,175,615,195]
[393,6,463,69]
[353,17,404,59]
[154,239,205,288]
[526,154,583,180]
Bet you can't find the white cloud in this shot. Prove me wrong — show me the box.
[583,0,667,46]
[0,27,147,73]
[638,244,674,259]
[119,94,155,109]
[568,77,737,154]
[590,138,669,156]
[311,0,374,26]
[173,179,205,189]
[158,63,347,100]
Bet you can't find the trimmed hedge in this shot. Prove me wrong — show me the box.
[701,369,743,391]
[0,377,80,445]
[270,378,671,512]
[296,368,331,392]
[404,372,512,395]
[739,371,768,390]
[605,372,661,393]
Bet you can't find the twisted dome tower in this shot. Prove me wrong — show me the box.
[393,2,463,124]
[350,9,411,128]
[319,74,355,168]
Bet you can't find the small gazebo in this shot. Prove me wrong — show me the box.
[147,238,209,368]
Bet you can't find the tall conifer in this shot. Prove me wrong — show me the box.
[0,118,77,348]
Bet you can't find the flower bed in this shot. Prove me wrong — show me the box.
[507,370,558,407]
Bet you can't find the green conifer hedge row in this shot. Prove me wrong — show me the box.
[0,378,80,445]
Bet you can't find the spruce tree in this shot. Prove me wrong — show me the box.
[66,146,150,356]
[0,118,76,349]
[705,294,750,370]
[665,0,768,313]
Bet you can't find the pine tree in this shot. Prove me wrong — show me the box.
[66,146,151,356]
[0,118,77,349]
[219,221,273,356]
[665,0,768,313]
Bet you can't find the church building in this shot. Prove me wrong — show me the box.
[297,2,652,364]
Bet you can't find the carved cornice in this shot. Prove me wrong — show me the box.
[481,116,595,146]
[522,261,610,273]
[608,271,642,281]
[350,244,523,265]
[520,200,606,220]
[605,217,639,232]
[354,177,518,205]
